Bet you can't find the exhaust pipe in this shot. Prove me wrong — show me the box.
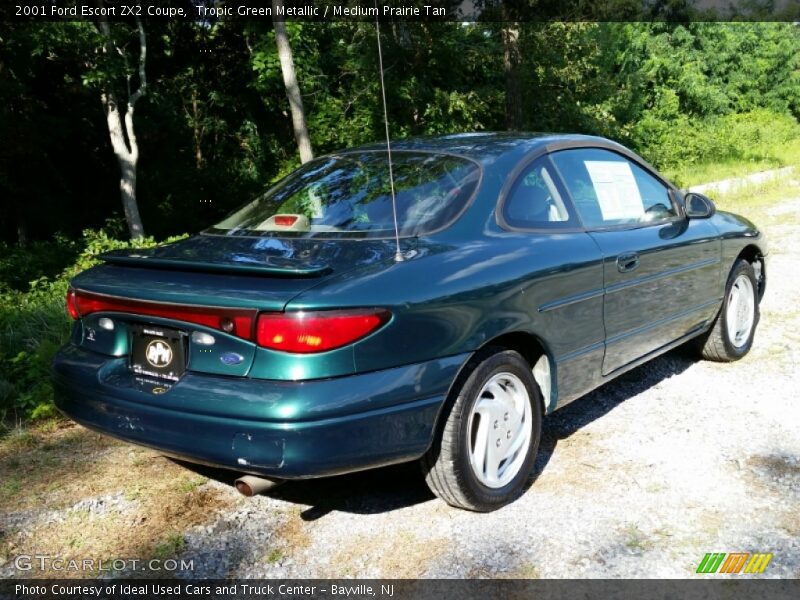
[234,475,282,497]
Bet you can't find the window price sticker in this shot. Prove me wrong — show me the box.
[584,160,644,221]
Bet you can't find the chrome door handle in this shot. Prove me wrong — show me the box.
[616,252,640,273]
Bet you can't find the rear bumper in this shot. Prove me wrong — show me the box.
[52,344,468,479]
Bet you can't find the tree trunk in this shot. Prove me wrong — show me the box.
[502,24,523,131]
[272,0,314,164]
[15,208,27,246]
[96,12,147,239]
[191,89,203,169]
[119,156,143,239]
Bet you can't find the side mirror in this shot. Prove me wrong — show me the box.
[684,192,716,219]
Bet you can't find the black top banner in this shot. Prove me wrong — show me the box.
[4,0,800,22]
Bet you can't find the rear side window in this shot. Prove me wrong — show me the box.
[502,157,578,229]
[550,148,676,229]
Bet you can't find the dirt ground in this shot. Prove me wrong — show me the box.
[1,177,798,579]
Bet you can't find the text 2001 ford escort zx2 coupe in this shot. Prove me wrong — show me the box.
[53,133,766,511]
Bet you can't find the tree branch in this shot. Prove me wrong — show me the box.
[101,91,132,158]
[128,15,147,107]
[124,13,147,163]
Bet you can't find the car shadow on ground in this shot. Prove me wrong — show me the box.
[531,347,695,482]
[175,347,697,520]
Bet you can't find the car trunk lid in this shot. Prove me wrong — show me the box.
[73,234,401,310]
[68,235,404,381]
[100,235,333,278]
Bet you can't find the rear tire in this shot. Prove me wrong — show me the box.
[421,348,543,511]
[700,259,760,362]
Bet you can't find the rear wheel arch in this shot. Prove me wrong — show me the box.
[433,331,553,434]
[478,332,554,413]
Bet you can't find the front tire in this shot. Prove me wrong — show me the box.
[421,348,543,511]
[701,259,760,361]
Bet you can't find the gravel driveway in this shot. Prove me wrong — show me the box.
[1,181,798,580]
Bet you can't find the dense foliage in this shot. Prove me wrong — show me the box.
[0,229,188,423]
[2,21,799,244]
[0,21,799,422]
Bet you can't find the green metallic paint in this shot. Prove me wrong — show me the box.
[712,210,767,279]
[53,133,768,480]
[101,254,332,277]
[70,263,313,311]
[590,218,723,374]
[76,314,259,377]
[186,327,256,378]
[80,314,130,357]
[53,343,469,477]
[249,344,357,380]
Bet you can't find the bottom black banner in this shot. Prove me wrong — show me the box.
[1,579,799,600]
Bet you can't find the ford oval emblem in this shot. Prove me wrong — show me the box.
[220,352,244,366]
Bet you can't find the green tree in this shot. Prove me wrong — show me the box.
[93,13,148,238]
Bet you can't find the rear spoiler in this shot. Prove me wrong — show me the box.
[99,252,332,278]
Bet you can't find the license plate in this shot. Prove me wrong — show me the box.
[130,325,186,382]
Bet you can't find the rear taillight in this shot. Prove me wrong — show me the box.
[256,309,390,353]
[65,287,256,339]
[66,288,79,319]
[66,288,388,353]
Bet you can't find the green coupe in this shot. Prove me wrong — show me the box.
[53,133,766,511]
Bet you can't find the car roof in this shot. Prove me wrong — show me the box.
[339,132,620,165]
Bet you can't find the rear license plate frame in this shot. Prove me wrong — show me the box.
[129,324,187,382]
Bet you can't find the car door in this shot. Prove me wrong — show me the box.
[549,147,722,375]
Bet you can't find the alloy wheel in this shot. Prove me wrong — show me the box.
[725,274,755,348]
[466,372,532,489]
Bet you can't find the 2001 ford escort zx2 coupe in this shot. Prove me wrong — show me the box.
[53,133,766,511]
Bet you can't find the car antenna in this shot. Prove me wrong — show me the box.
[374,7,404,262]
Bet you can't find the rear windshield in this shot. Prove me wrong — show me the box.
[208,151,480,238]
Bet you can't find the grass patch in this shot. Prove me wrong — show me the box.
[0,422,229,515]
[0,432,231,577]
[328,529,447,577]
[0,474,22,501]
[179,477,209,494]
[645,482,668,494]
[0,428,39,453]
[508,562,542,578]
[152,533,187,560]
[264,548,286,564]
[745,454,800,489]
[124,485,144,502]
[621,524,656,553]
[658,111,800,188]
[0,426,111,513]
[702,172,800,223]
[666,139,800,188]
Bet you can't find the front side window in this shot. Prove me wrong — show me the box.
[209,151,480,238]
[550,148,676,229]
[502,157,577,229]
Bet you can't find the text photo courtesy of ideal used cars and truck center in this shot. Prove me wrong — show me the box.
[1,1,799,598]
